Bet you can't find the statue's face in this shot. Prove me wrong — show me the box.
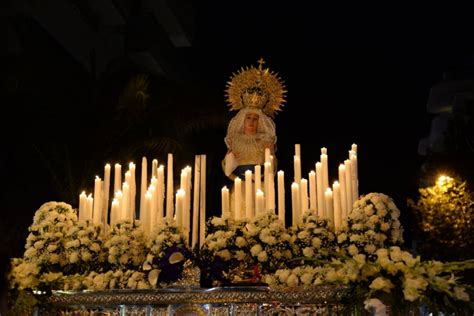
[244,112,259,135]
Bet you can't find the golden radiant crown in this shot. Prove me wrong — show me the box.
[225,58,287,118]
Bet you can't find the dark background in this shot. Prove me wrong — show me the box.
[2,1,474,258]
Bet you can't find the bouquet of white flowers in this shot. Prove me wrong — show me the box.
[337,193,404,260]
[104,220,147,270]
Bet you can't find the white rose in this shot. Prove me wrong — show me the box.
[235,250,246,261]
[311,237,322,248]
[49,253,60,264]
[364,244,376,254]
[257,251,268,262]
[337,233,347,244]
[348,245,359,256]
[276,269,290,283]
[235,237,247,248]
[286,274,299,287]
[69,252,79,264]
[369,277,394,293]
[303,247,314,258]
[250,244,263,257]
[297,231,309,239]
[217,249,231,261]
[90,243,101,253]
[34,241,45,250]
[82,250,92,261]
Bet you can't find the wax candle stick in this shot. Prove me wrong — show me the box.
[199,155,206,248]
[144,191,152,235]
[294,155,301,184]
[295,144,301,157]
[103,164,111,225]
[300,178,309,215]
[291,182,300,226]
[350,154,359,204]
[175,189,185,228]
[321,151,329,193]
[79,191,87,221]
[129,163,136,219]
[157,166,165,221]
[122,182,130,221]
[114,163,122,194]
[269,166,276,212]
[254,165,262,193]
[338,164,348,220]
[256,189,264,214]
[166,153,174,220]
[325,188,334,228]
[152,159,158,179]
[245,170,253,218]
[110,198,119,227]
[316,162,325,218]
[114,191,123,222]
[221,186,230,217]
[351,143,357,153]
[265,148,271,163]
[309,171,317,212]
[140,157,147,217]
[150,180,157,226]
[86,194,93,222]
[185,166,192,243]
[277,171,285,226]
[333,181,342,230]
[344,159,353,212]
[234,177,242,220]
[264,162,271,210]
[192,156,201,248]
[93,176,102,224]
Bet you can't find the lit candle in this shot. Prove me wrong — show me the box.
[149,181,157,226]
[321,151,329,192]
[166,153,174,220]
[256,189,264,214]
[122,182,130,221]
[144,191,152,235]
[294,155,301,184]
[103,164,111,225]
[300,178,309,215]
[309,171,317,212]
[180,169,188,235]
[114,191,123,222]
[86,194,93,222]
[344,159,353,213]
[315,162,325,218]
[114,163,121,194]
[93,176,102,224]
[140,157,147,218]
[175,189,185,228]
[254,165,262,193]
[110,198,119,227]
[332,181,342,230]
[221,186,230,217]
[234,177,242,220]
[185,166,192,242]
[268,165,276,212]
[265,148,271,163]
[157,166,165,221]
[338,164,348,220]
[277,171,285,226]
[192,156,201,248]
[264,162,272,210]
[351,143,358,153]
[295,144,301,157]
[79,191,87,221]
[245,170,253,218]
[350,154,359,204]
[291,182,300,226]
[325,188,334,228]
[321,147,327,155]
[199,155,206,247]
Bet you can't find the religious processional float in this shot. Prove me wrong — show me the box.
[8,60,474,316]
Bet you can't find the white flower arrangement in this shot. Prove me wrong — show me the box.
[104,220,148,270]
[23,202,77,271]
[337,193,404,259]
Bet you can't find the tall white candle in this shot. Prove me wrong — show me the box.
[79,191,87,221]
[268,166,276,212]
[295,144,301,157]
[114,163,121,194]
[277,171,285,226]
[144,191,152,235]
[114,191,123,223]
[86,194,93,222]
[294,155,301,184]
[344,159,353,213]
[315,162,325,218]
[254,165,261,193]
[157,166,165,221]
[185,166,192,242]
[175,189,185,228]
[199,155,206,248]
[129,163,136,220]
[179,169,188,235]
[245,170,253,218]
[103,164,111,225]
[321,152,329,192]
[152,159,158,179]
[350,154,359,204]
[110,198,119,227]
[122,182,130,221]
[300,178,309,215]
[309,171,317,212]
[325,188,334,228]
[291,182,300,226]
[265,148,271,163]
[192,156,201,249]
[93,176,102,224]
[256,189,264,214]
[234,177,242,220]
[338,164,348,220]
[140,157,147,217]
[264,162,271,210]
[166,153,174,220]
[221,186,230,217]
[149,181,157,226]
[332,181,342,230]
[351,143,358,153]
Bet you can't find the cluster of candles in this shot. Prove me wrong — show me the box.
[78,143,359,244]
[78,154,207,248]
[222,144,358,229]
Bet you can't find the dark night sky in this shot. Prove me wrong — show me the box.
[2,1,474,255]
